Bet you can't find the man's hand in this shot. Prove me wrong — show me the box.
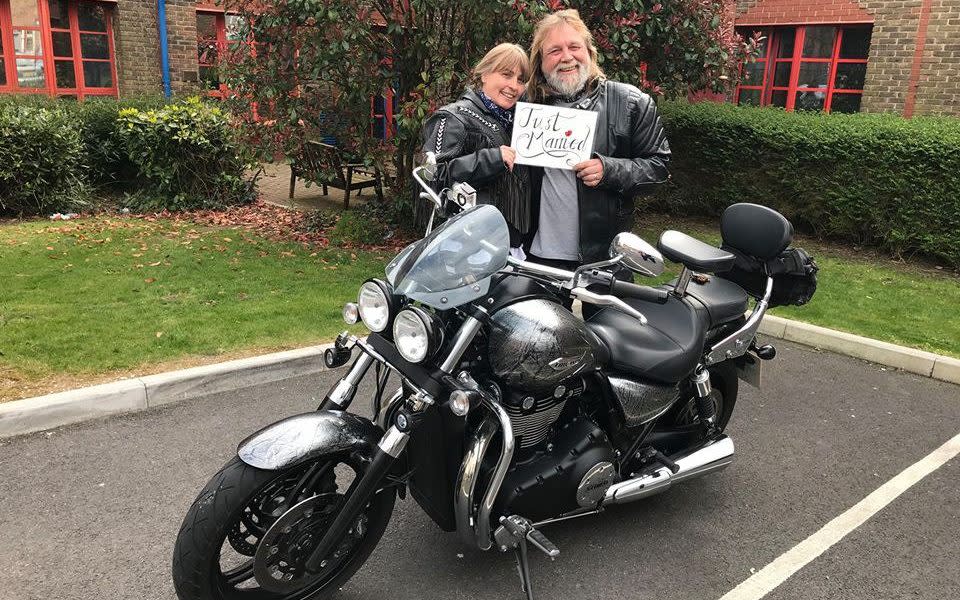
[574,158,604,186]
[500,146,517,171]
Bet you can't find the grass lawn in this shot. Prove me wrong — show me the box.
[1,210,957,402]
[635,214,960,360]
[0,216,387,401]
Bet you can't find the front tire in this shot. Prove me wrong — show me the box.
[172,455,395,600]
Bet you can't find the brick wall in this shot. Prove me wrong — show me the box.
[113,0,162,95]
[112,0,202,97]
[734,0,960,116]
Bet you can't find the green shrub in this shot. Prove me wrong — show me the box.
[327,207,391,246]
[655,101,960,265]
[72,95,167,187]
[117,97,252,210]
[0,104,86,216]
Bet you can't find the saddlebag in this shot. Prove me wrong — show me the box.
[718,246,819,307]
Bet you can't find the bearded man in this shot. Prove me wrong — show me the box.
[525,9,671,269]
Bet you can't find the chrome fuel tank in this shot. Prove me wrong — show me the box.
[487,299,603,395]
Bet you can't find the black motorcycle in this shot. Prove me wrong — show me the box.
[172,155,817,600]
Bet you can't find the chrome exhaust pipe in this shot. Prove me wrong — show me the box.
[602,435,735,505]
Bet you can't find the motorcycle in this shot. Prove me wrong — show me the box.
[172,154,817,600]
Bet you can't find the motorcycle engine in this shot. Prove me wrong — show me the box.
[495,415,617,522]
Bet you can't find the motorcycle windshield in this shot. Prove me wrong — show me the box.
[385,205,510,309]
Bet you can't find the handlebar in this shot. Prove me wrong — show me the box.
[608,279,670,304]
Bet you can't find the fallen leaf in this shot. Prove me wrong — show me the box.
[144,278,156,284]
[156,331,164,338]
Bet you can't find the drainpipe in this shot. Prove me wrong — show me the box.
[157,0,172,98]
[903,0,932,118]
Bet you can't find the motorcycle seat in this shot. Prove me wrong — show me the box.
[670,275,749,328]
[585,293,707,384]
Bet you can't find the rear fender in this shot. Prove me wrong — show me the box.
[237,410,383,471]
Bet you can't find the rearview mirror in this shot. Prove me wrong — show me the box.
[610,233,664,277]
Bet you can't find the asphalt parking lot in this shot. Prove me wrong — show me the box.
[0,339,957,600]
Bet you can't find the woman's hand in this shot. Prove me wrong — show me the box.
[500,146,517,171]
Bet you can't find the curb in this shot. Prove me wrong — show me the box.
[2,317,958,439]
[758,315,960,385]
[0,343,334,439]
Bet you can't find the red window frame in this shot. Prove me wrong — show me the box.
[196,9,253,99]
[735,25,871,114]
[0,0,117,98]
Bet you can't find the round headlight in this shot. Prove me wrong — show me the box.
[393,308,434,363]
[357,280,391,332]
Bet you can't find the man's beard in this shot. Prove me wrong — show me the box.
[546,61,589,97]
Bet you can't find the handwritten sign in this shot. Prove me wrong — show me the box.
[510,102,598,170]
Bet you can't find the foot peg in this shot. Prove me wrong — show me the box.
[495,515,560,600]
[636,446,680,474]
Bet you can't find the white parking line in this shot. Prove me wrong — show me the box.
[719,430,960,600]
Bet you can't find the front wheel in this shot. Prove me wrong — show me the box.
[172,454,395,600]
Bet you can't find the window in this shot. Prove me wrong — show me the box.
[735,25,871,113]
[196,10,246,97]
[0,0,117,97]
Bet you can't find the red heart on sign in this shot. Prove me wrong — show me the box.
[565,130,572,136]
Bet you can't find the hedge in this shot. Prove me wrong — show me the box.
[0,104,85,215]
[654,101,960,266]
[0,95,251,216]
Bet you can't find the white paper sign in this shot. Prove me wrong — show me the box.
[510,102,598,170]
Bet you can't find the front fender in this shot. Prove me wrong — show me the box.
[237,410,383,470]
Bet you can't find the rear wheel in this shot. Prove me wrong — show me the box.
[172,454,395,600]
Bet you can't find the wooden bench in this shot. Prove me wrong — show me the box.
[289,141,384,209]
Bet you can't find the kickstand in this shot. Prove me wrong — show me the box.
[514,539,535,600]
[495,515,560,600]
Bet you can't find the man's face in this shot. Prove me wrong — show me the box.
[541,23,591,96]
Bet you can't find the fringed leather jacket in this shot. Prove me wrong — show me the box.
[421,89,530,246]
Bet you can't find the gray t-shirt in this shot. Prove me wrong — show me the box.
[530,167,579,260]
[530,97,580,261]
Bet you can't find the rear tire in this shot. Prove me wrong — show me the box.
[172,455,395,600]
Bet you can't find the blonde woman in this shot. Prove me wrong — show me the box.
[421,43,531,250]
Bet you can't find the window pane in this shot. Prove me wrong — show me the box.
[738,89,761,106]
[802,27,836,58]
[16,57,45,87]
[840,27,872,59]
[10,0,40,27]
[830,93,862,114]
[55,60,75,87]
[797,62,830,88]
[795,91,826,111]
[199,65,219,89]
[834,63,867,90]
[743,60,765,85]
[0,60,6,86]
[52,31,73,57]
[776,28,796,58]
[773,62,791,87]
[82,61,111,87]
[198,41,218,64]
[80,33,109,59]
[197,13,218,39]
[225,15,246,40]
[14,30,43,55]
[48,0,70,28]
[78,3,107,32]
[373,116,385,139]
[771,90,788,108]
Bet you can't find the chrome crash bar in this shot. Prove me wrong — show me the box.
[703,276,774,366]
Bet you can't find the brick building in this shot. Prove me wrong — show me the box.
[0,0,237,98]
[732,0,960,116]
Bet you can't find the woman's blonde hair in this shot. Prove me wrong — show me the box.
[527,9,605,101]
[470,43,531,90]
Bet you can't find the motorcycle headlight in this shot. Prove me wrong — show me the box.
[357,279,392,333]
[393,307,443,364]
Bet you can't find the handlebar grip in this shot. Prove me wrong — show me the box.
[609,279,669,304]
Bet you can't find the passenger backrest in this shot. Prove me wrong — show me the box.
[720,203,793,260]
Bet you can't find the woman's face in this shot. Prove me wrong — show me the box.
[481,66,525,110]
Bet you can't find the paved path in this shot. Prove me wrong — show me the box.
[1,340,957,600]
[257,162,374,212]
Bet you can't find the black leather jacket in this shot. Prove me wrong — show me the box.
[528,80,671,263]
[421,90,530,245]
